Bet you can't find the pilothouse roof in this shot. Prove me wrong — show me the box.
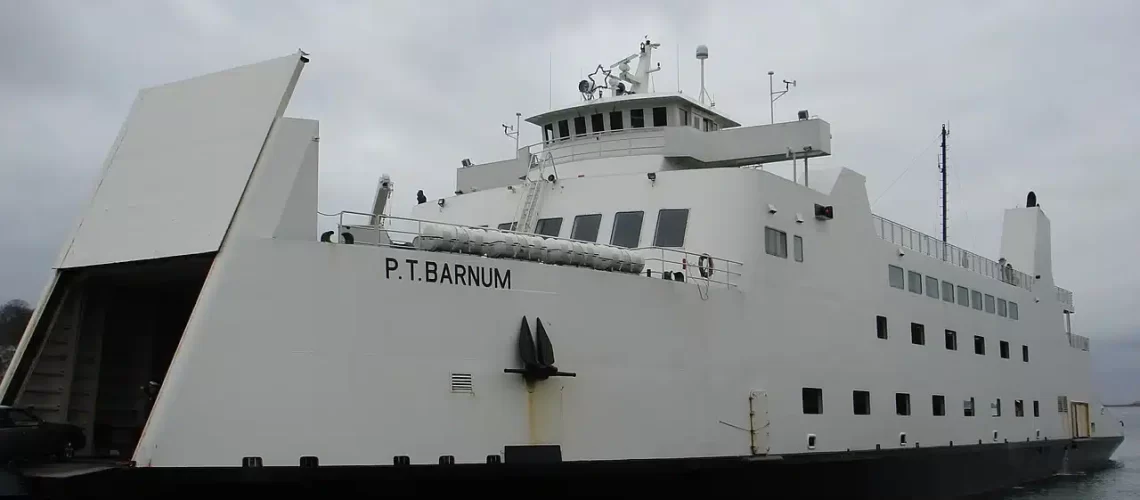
[525,92,741,128]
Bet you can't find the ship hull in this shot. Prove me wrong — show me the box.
[18,436,1122,499]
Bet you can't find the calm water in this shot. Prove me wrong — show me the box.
[973,406,1140,500]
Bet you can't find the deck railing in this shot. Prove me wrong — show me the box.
[872,214,1034,291]
[1056,286,1075,312]
[1068,333,1090,351]
[633,246,744,289]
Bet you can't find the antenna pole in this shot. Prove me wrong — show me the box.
[699,59,706,105]
[676,42,680,92]
[939,123,949,245]
[769,71,774,124]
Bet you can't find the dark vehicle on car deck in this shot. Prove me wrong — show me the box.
[0,405,85,464]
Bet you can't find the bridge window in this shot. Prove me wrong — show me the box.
[984,294,996,314]
[971,290,983,310]
[997,298,1008,317]
[793,235,803,262]
[908,271,922,294]
[1009,302,1019,320]
[681,108,690,127]
[630,109,645,128]
[925,276,939,299]
[591,113,604,133]
[497,222,517,231]
[544,123,554,143]
[570,214,602,242]
[652,107,668,126]
[535,218,563,238]
[802,388,823,414]
[653,209,689,247]
[888,265,904,289]
[573,116,587,137]
[942,281,955,303]
[853,390,871,415]
[557,120,569,140]
[610,211,644,248]
[765,227,788,258]
[609,111,623,130]
[957,285,969,307]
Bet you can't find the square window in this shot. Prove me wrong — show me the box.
[1000,341,1010,359]
[630,109,645,128]
[1033,400,1040,417]
[853,390,871,415]
[932,395,946,416]
[945,330,958,350]
[803,388,823,414]
[888,265,905,289]
[925,276,939,299]
[609,211,643,248]
[1022,345,1029,362]
[911,323,925,345]
[535,217,562,237]
[972,290,983,310]
[652,107,668,127]
[876,316,888,339]
[942,281,955,303]
[908,271,923,294]
[766,227,788,258]
[652,209,689,247]
[964,397,976,417]
[974,335,985,355]
[609,111,624,130]
[896,393,911,416]
[998,298,1008,317]
[793,235,804,262]
[1009,302,1019,320]
[1015,400,1025,417]
[570,214,602,242]
[985,294,996,314]
[957,286,970,307]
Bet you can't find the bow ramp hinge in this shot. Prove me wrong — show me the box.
[504,316,576,382]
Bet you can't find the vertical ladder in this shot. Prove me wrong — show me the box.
[513,152,555,234]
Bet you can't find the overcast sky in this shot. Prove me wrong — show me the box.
[1,1,1136,401]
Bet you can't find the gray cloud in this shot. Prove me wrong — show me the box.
[1,1,1136,388]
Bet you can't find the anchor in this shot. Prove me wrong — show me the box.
[504,316,576,382]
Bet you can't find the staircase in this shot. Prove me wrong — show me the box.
[15,286,86,423]
[513,152,556,234]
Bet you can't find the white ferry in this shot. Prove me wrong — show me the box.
[0,39,1123,498]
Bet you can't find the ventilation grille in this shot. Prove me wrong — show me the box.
[1057,395,1069,413]
[451,373,474,394]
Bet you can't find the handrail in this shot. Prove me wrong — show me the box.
[631,246,743,289]
[1056,286,1075,311]
[1068,333,1090,351]
[872,214,1034,291]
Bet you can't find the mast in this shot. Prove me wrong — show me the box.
[939,124,949,245]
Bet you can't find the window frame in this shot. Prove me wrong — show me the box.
[941,281,955,303]
[630,108,645,128]
[925,276,939,299]
[853,390,871,415]
[535,217,563,238]
[591,113,605,134]
[802,387,823,415]
[609,211,644,248]
[793,235,804,262]
[945,330,958,350]
[888,265,905,289]
[896,393,911,416]
[908,271,923,294]
[570,214,602,242]
[652,107,668,127]
[957,286,970,307]
[609,111,624,130]
[652,208,690,247]
[932,395,946,416]
[573,116,587,137]
[766,227,788,258]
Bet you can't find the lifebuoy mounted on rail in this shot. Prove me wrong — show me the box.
[698,253,714,278]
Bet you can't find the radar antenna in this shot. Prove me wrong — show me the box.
[696,44,715,107]
[579,37,662,99]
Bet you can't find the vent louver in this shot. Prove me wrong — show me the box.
[451,373,474,394]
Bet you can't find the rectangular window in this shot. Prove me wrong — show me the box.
[692,114,701,128]
[570,214,602,242]
[992,399,1002,417]
[925,276,939,299]
[999,341,1010,359]
[932,395,946,416]
[703,118,713,131]
[974,335,985,355]
[609,111,623,130]
[945,330,958,350]
[544,123,554,143]
[942,281,955,303]
[876,316,888,340]
[793,235,804,262]
[1015,400,1025,417]
[985,294,996,313]
[908,271,922,294]
[911,323,925,345]
[681,108,690,127]
[652,209,689,247]
[964,397,975,417]
[765,227,788,258]
[1022,345,1029,362]
[535,217,563,237]
[1033,400,1040,417]
[997,298,1008,317]
[497,222,517,231]
[803,388,823,414]
[888,265,905,289]
[853,390,871,415]
[591,113,605,133]
[630,109,645,128]
[573,116,587,136]
[609,211,644,248]
[972,290,983,310]
[652,107,668,127]
[557,120,570,139]
[957,286,970,307]
[1009,302,1019,320]
[896,393,911,416]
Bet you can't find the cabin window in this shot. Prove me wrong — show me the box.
[853,390,871,415]
[793,235,804,262]
[971,290,983,310]
[573,116,587,137]
[999,341,1010,359]
[984,294,996,314]
[992,399,1002,417]
[557,120,569,140]
[653,209,689,247]
[974,335,985,355]
[1009,302,1019,320]
[630,109,645,128]
[709,121,719,131]
[945,330,957,350]
[896,393,911,416]
[942,281,955,303]
[888,265,904,289]
[957,286,970,307]
[570,214,602,242]
[591,113,605,133]
[932,395,946,416]
[1033,400,1040,417]
[544,123,554,143]
[802,388,823,414]
[964,397,975,417]
[703,118,713,131]
[1022,345,1029,362]
[652,107,668,126]
[925,276,939,299]
[876,315,888,339]
[1015,400,1025,417]
[911,323,925,345]
[610,211,644,248]
[497,222,517,231]
[907,271,922,294]
[765,227,788,258]
[681,109,690,127]
[535,218,563,238]
[997,298,1008,317]
[609,111,624,130]
[692,114,701,129]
